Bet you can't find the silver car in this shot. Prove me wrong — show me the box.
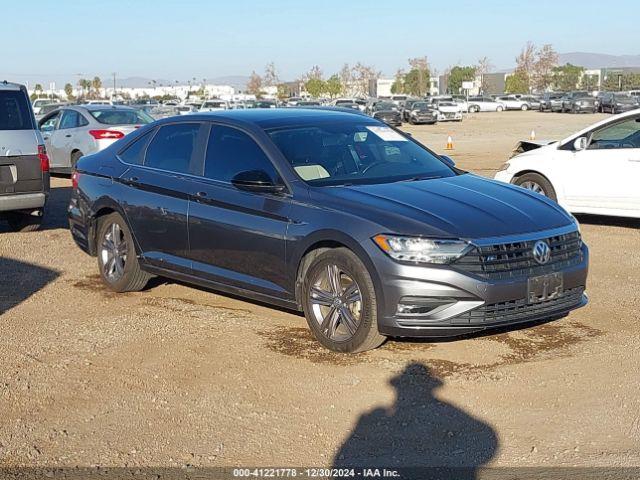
[38,105,153,173]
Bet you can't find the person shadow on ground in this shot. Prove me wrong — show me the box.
[333,362,498,480]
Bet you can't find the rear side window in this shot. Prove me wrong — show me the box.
[89,109,153,125]
[59,110,89,129]
[145,123,201,174]
[204,125,279,183]
[119,129,154,165]
[0,90,33,130]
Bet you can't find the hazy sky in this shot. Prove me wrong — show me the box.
[2,0,637,84]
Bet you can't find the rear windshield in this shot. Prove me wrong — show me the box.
[89,109,153,125]
[0,90,34,130]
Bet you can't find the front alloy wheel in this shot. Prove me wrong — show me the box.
[309,264,362,342]
[514,173,557,202]
[302,248,385,353]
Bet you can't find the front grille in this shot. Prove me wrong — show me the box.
[450,287,585,326]
[454,231,583,280]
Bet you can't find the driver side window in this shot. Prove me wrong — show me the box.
[589,117,640,150]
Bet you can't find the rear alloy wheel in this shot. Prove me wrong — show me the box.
[521,104,529,111]
[97,213,151,292]
[71,150,83,169]
[496,106,504,112]
[303,248,385,353]
[514,173,557,202]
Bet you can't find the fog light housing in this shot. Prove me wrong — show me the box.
[397,297,456,317]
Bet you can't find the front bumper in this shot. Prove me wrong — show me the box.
[372,234,589,338]
[437,111,463,121]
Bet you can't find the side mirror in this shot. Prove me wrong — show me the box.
[573,137,588,151]
[231,170,286,194]
[440,155,456,168]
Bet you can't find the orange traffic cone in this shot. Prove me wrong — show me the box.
[530,129,536,140]
[445,135,454,150]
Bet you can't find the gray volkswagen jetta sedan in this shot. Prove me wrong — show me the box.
[69,109,588,353]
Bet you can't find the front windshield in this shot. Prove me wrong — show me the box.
[90,109,153,125]
[268,123,456,186]
[413,102,429,110]
[374,102,396,111]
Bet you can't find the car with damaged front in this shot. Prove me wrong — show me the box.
[68,109,589,353]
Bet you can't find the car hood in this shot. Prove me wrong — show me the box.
[311,174,574,240]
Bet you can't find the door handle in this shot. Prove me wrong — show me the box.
[65,134,72,138]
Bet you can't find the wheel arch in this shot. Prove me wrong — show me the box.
[293,231,384,311]
[87,199,140,257]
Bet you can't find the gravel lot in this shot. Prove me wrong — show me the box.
[1,111,639,473]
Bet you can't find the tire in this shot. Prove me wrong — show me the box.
[96,212,151,292]
[514,173,557,202]
[496,106,503,112]
[521,104,529,111]
[302,247,385,353]
[6,212,43,232]
[409,118,415,125]
[70,150,83,169]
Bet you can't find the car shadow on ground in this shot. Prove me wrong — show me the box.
[575,213,639,229]
[332,362,498,478]
[0,186,71,233]
[0,257,60,315]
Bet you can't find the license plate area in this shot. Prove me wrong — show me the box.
[527,272,563,304]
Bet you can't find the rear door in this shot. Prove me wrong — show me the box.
[119,122,207,274]
[50,109,89,169]
[0,87,44,197]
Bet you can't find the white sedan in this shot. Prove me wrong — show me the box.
[495,109,640,218]
[495,95,531,111]
[467,96,505,113]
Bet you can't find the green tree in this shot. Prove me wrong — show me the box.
[551,63,584,91]
[505,70,529,93]
[447,66,476,94]
[64,83,74,100]
[601,72,640,91]
[92,76,102,92]
[305,77,326,98]
[276,83,290,100]
[325,75,343,98]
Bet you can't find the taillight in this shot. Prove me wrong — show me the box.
[71,170,80,190]
[38,145,50,172]
[89,129,125,140]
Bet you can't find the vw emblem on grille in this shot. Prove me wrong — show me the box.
[532,240,551,265]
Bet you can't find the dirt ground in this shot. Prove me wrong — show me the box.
[1,111,639,473]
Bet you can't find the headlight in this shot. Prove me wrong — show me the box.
[373,235,471,264]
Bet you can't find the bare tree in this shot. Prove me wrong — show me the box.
[305,65,324,81]
[246,71,263,96]
[351,62,380,97]
[514,41,537,92]
[532,44,558,92]
[338,63,354,93]
[263,62,279,87]
[476,56,493,93]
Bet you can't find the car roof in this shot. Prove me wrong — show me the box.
[75,104,140,112]
[0,81,25,91]
[157,107,376,129]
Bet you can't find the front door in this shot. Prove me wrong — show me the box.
[186,124,291,299]
[563,115,640,212]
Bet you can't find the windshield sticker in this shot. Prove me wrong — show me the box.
[366,126,408,142]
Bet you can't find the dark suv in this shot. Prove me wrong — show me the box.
[69,109,588,353]
[0,81,50,231]
[598,92,639,114]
